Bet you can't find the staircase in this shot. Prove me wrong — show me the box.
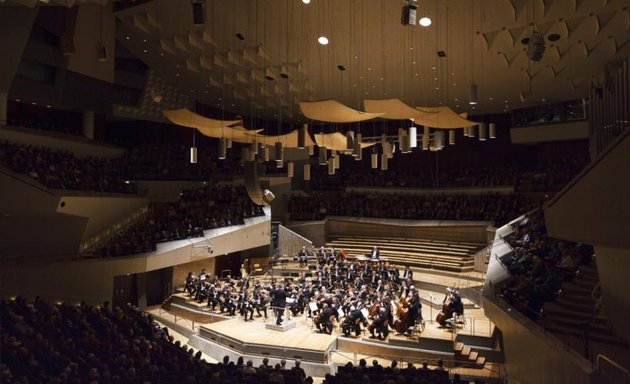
[542,263,629,353]
[454,341,487,368]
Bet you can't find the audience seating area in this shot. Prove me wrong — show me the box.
[89,185,265,257]
[499,209,593,320]
[326,236,483,273]
[323,360,456,384]
[0,297,309,384]
[289,192,527,228]
[0,140,137,194]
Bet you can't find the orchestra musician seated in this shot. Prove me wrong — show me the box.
[368,307,389,340]
[341,306,368,337]
[314,303,336,334]
[298,246,308,267]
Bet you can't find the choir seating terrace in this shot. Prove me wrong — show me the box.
[326,236,484,273]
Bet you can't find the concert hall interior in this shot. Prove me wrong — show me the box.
[1,0,629,383]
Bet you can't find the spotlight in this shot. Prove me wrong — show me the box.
[419,17,431,27]
[318,36,329,45]
[302,0,310,3]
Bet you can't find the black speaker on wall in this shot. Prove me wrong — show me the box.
[191,0,205,25]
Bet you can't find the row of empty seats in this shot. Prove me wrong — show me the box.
[326,236,484,273]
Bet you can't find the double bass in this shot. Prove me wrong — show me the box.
[392,296,410,334]
[436,290,454,326]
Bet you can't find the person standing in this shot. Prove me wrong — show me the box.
[271,283,287,325]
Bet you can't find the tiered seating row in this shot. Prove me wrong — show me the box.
[326,236,484,273]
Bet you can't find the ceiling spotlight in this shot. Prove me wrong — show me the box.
[318,36,329,45]
[419,17,432,27]
[302,0,310,3]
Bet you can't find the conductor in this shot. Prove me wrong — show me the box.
[371,246,380,260]
[270,283,288,325]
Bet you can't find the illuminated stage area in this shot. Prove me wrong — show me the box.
[154,268,499,381]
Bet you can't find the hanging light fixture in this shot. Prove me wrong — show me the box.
[489,123,496,139]
[346,130,355,150]
[479,123,487,141]
[409,126,418,148]
[298,124,307,149]
[353,133,362,158]
[303,163,311,180]
[218,137,227,159]
[275,141,284,164]
[463,126,469,137]
[251,140,258,156]
[287,161,294,177]
[264,146,270,161]
[469,125,476,138]
[308,145,315,156]
[371,148,378,169]
[422,126,430,150]
[380,153,388,171]
[226,138,233,149]
[434,131,445,149]
[319,146,327,165]
[469,84,478,105]
[327,158,335,175]
[449,130,456,145]
[190,146,198,163]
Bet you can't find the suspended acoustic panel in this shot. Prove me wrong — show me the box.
[314,132,377,152]
[299,100,384,123]
[244,161,269,206]
[364,98,437,120]
[414,106,478,129]
[163,108,242,129]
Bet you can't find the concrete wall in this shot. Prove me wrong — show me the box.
[57,194,148,241]
[510,121,589,144]
[593,246,630,342]
[484,296,594,384]
[545,131,630,249]
[0,214,270,305]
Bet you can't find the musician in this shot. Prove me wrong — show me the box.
[270,283,288,325]
[220,287,236,316]
[206,285,220,310]
[368,307,389,340]
[298,246,308,267]
[184,272,195,296]
[404,294,422,335]
[240,289,255,321]
[402,265,413,280]
[342,305,367,337]
[371,246,380,260]
[315,303,335,334]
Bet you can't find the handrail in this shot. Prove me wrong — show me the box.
[596,354,629,384]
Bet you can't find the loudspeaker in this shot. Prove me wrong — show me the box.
[60,34,75,56]
[191,0,205,25]
[527,30,545,61]
[263,189,275,204]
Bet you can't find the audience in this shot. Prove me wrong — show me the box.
[90,185,265,257]
[0,141,137,194]
[0,297,313,384]
[289,191,527,227]
[499,210,593,320]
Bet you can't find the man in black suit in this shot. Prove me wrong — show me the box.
[271,283,288,325]
[371,246,380,260]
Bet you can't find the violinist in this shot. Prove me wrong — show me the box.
[368,307,389,340]
[315,303,335,334]
[342,305,367,337]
